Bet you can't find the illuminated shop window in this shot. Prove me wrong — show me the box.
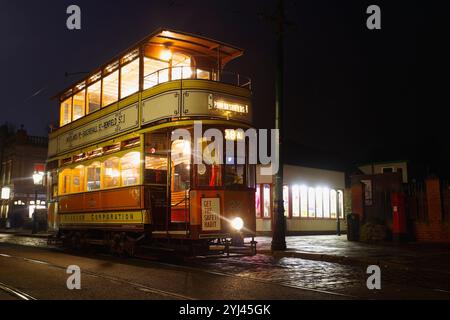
[283,185,290,217]
[255,185,261,218]
[60,98,72,127]
[316,187,323,218]
[144,58,169,89]
[323,188,331,218]
[263,184,271,218]
[338,190,345,219]
[59,169,72,195]
[171,53,192,80]
[330,189,337,219]
[102,70,119,107]
[120,59,140,98]
[87,81,102,114]
[71,166,85,193]
[308,187,316,218]
[121,152,140,186]
[87,162,101,191]
[292,185,300,217]
[103,158,120,188]
[300,185,308,218]
[73,90,86,121]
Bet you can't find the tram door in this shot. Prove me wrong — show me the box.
[145,133,191,232]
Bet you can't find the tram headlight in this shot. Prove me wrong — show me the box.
[231,217,244,231]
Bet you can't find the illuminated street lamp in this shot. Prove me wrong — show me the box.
[1,187,11,200]
[32,170,44,234]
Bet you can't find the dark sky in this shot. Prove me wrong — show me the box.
[1,0,429,172]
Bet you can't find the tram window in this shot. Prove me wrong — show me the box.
[224,164,245,186]
[283,185,290,217]
[197,69,211,80]
[71,166,85,193]
[120,59,140,98]
[195,138,222,188]
[247,165,256,189]
[102,70,119,107]
[103,158,120,188]
[59,169,72,195]
[171,53,192,80]
[121,152,140,186]
[145,132,169,154]
[87,81,101,114]
[60,98,72,127]
[87,162,101,191]
[171,140,191,192]
[144,58,169,89]
[145,156,168,185]
[73,90,86,121]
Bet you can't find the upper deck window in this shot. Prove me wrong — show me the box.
[60,98,72,127]
[73,89,86,121]
[144,57,169,89]
[171,53,192,80]
[120,58,140,98]
[102,70,119,107]
[87,81,101,114]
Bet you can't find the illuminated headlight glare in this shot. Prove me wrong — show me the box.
[231,218,244,231]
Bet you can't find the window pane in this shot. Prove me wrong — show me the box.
[330,190,337,219]
[171,140,191,192]
[121,59,140,98]
[87,81,101,114]
[255,185,261,218]
[263,184,271,218]
[172,53,192,80]
[103,158,120,188]
[73,90,86,121]
[308,187,316,218]
[121,152,140,186]
[71,166,85,193]
[60,98,72,127]
[283,185,289,217]
[300,186,308,218]
[145,156,168,184]
[338,190,345,219]
[316,188,323,218]
[87,162,101,191]
[323,188,330,218]
[197,69,211,80]
[144,58,169,89]
[292,185,300,217]
[59,169,72,195]
[102,70,119,107]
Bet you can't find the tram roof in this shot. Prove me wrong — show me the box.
[54,28,244,100]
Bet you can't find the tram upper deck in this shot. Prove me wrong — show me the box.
[48,28,253,161]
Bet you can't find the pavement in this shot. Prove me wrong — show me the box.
[256,235,450,275]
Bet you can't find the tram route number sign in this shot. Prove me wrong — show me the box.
[201,198,221,231]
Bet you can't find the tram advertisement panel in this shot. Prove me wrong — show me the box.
[201,198,221,231]
[50,103,139,156]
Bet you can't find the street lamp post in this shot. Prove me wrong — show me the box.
[271,0,287,251]
[32,171,44,234]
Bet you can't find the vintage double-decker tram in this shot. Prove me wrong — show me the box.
[46,29,256,255]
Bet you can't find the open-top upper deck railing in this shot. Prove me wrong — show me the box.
[143,66,252,91]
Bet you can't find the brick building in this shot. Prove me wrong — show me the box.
[0,126,48,228]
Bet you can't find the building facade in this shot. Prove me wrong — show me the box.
[256,164,348,235]
[0,127,48,228]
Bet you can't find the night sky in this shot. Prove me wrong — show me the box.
[1,1,436,174]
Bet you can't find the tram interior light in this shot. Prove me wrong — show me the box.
[161,48,173,61]
[231,217,244,231]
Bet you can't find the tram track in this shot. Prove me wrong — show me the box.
[0,281,37,300]
[0,251,195,300]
